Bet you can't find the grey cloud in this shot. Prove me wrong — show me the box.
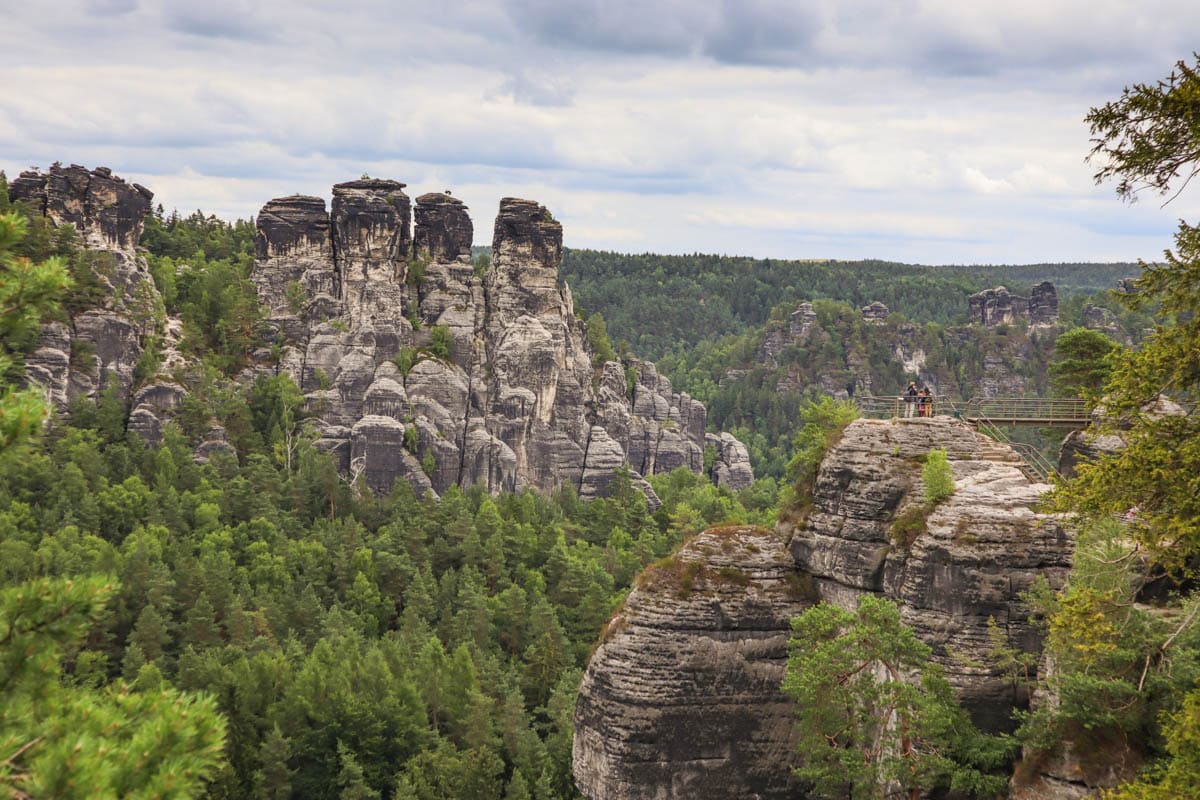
[502,0,715,55]
[85,0,139,16]
[496,69,577,106]
[700,0,825,65]
[162,0,274,41]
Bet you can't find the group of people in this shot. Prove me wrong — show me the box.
[903,382,935,418]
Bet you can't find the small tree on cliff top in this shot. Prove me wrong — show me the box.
[784,595,1013,800]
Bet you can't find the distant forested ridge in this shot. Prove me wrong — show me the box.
[553,247,1144,478]
[559,248,1137,362]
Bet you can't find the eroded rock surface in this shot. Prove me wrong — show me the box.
[9,163,152,251]
[13,166,751,492]
[575,417,1073,799]
[968,282,1058,328]
[573,526,810,800]
[11,164,159,409]
[787,416,1071,728]
[247,186,752,501]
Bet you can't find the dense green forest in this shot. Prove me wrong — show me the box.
[0,401,770,799]
[0,200,779,799]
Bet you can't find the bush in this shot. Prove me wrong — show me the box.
[922,448,954,504]
[890,505,930,548]
[428,325,454,360]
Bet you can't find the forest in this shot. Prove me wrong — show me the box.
[559,247,1137,363]
[0,198,772,799]
[3,52,1200,800]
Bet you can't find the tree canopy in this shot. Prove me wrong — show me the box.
[1058,54,1200,567]
[783,596,1012,800]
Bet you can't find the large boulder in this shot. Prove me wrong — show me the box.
[574,526,810,800]
[788,417,1071,728]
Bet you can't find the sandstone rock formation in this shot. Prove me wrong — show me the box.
[575,417,1073,798]
[1082,303,1121,337]
[968,282,1058,327]
[11,166,751,499]
[753,292,1056,402]
[10,164,159,409]
[246,183,749,502]
[573,526,810,800]
[787,416,1071,728]
[9,163,152,251]
[860,300,889,323]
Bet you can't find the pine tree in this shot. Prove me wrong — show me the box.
[784,596,1012,800]
[0,576,226,799]
[0,211,71,451]
[1059,53,1200,567]
[254,724,293,800]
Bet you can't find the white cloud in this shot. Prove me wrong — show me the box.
[3,1,1200,264]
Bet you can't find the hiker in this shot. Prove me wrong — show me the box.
[918,387,933,417]
[903,381,918,418]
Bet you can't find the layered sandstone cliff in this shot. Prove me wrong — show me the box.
[574,416,1073,798]
[12,165,752,502]
[245,183,755,502]
[9,164,162,411]
[573,525,810,800]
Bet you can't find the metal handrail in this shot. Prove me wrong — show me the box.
[853,395,1063,482]
[961,397,1091,425]
[854,395,953,419]
[974,419,1056,483]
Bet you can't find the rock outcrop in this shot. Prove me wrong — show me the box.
[787,416,1071,727]
[573,526,811,800]
[8,163,152,251]
[246,183,750,502]
[11,164,160,409]
[575,416,1073,798]
[12,166,751,497]
[968,282,1058,327]
[756,293,1059,401]
[860,300,889,323]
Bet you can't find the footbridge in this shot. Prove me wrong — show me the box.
[854,395,1091,426]
[853,395,1093,483]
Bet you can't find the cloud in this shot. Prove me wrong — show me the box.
[495,68,577,106]
[161,0,275,41]
[84,0,139,16]
[5,0,1200,266]
[501,0,714,56]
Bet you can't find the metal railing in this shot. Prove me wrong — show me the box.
[854,395,951,419]
[855,395,1092,426]
[973,419,1057,483]
[960,397,1091,426]
[853,394,1068,482]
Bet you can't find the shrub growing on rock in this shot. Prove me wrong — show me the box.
[922,448,955,505]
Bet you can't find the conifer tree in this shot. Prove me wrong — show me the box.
[1059,53,1200,565]
[0,576,226,798]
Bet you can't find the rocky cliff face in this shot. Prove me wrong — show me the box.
[755,294,1057,402]
[574,416,1072,798]
[968,282,1058,327]
[787,417,1071,728]
[244,183,748,503]
[573,525,811,800]
[10,164,162,411]
[245,183,751,502]
[13,166,752,501]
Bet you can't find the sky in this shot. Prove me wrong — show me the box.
[3,0,1200,264]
